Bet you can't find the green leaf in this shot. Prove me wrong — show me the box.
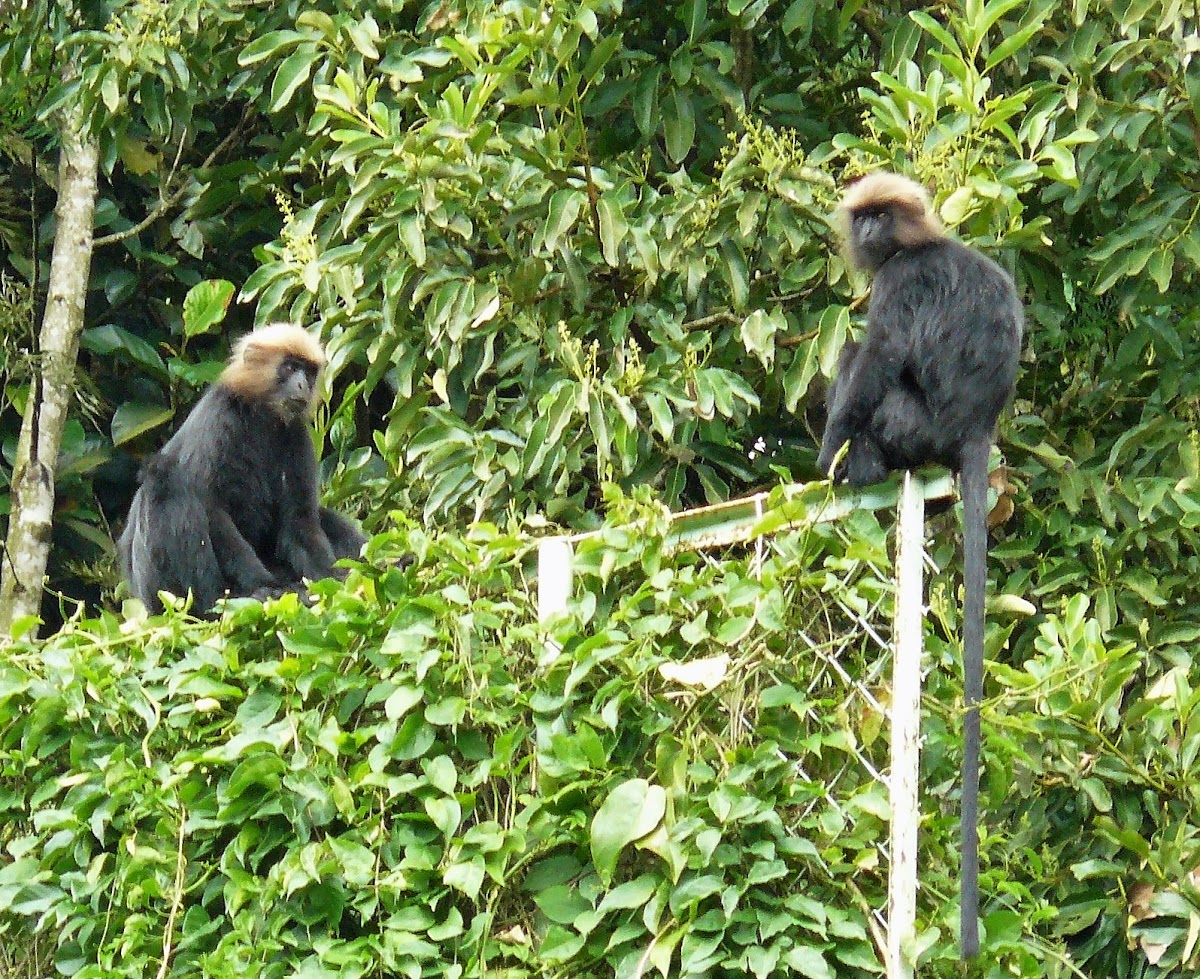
[399,213,427,267]
[384,685,423,720]
[348,17,380,60]
[719,239,749,311]
[103,267,138,305]
[425,755,457,794]
[443,858,484,898]
[238,29,306,66]
[909,11,963,56]
[111,402,175,446]
[270,46,319,113]
[425,796,461,836]
[684,0,707,42]
[426,696,466,725]
[1147,250,1173,293]
[225,754,286,800]
[101,67,120,114]
[1094,817,1152,860]
[82,325,168,378]
[816,304,851,377]
[590,779,667,884]
[544,189,584,253]
[182,279,236,338]
[664,89,696,163]
[739,308,784,370]
[979,0,1028,35]
[681,610,710,644]
[168,359,225,388]
[1040,143,1078,184]
[782,341,819,414]
[633,67,661,138]
[1080,777,1113,813]
[984,11,1050,70]
[668,873,723,914]
[597,194,628,268]
[583,33,624,84]
[783,0,817,37]
[596,874,659,914]
[540,926,586,964]
[940,186,975,225]
[534,883,592,924]
[645,390,674,441]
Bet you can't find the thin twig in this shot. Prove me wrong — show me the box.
[94,108,251,249]
[682,310,740,331]
[155,800,188,979]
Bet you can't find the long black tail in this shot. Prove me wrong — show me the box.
[958,440,990,958]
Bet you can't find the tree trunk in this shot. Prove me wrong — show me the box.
[0,101,98,638]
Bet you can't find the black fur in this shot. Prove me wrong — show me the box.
[818,219,1023,959]
[119,373,366,615]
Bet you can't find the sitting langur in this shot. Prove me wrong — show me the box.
[119,323,366,614]
[816,172,1023,959]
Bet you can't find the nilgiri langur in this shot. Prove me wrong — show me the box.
[119,323,366,614]
[817,171,1024,959]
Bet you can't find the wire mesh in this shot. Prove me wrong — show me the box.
[538,479,952,969]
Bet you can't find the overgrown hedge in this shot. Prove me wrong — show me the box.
[0,495,1195,978]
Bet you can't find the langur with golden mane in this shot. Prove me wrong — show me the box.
[120,323,365,614]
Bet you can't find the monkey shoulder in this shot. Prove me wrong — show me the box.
[878,239,1019,325]
[132,451,189,508]
[169,385,251,448]
[884,238,993,282]
[941,239,1018,296]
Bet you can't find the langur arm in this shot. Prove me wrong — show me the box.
[817,343,902,476]
[210,509,279,594]
[273,442,338,580]
[319,507,367,561]
[275,504,338,581]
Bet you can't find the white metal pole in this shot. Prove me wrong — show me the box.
[887,471,926,979]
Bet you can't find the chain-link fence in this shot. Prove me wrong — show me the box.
[538,476,954,977]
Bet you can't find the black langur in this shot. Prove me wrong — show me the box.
[816,172,1023,959]
[119,323,367,614]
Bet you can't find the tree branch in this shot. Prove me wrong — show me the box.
[682,310,740,331]
[94,108,251,249]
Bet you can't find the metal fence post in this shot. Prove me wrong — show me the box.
[887,471,926,979]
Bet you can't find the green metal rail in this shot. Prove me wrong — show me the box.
[662,470,958,552]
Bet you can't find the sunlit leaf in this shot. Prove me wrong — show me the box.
[182,279,236,338]
[591,779,667,884]
[597,194,628,267]
[664,89,696,163]
[270,46,319,112]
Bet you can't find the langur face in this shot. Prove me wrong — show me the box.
[271,356,320,421]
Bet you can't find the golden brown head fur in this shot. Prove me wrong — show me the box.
[221,323,326,405]
[838,171,943,262]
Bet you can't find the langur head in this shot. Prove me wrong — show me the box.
[222,323,327,421]
[837,171,943,272]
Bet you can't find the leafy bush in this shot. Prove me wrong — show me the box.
[0,505,907,978]
[2,491,1197,977]
[5,0,1200,974]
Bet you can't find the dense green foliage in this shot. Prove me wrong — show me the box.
[2,0,1198,583]
[2,497,1198,977]
[0,514,910,978]
[3,0,1200,975]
